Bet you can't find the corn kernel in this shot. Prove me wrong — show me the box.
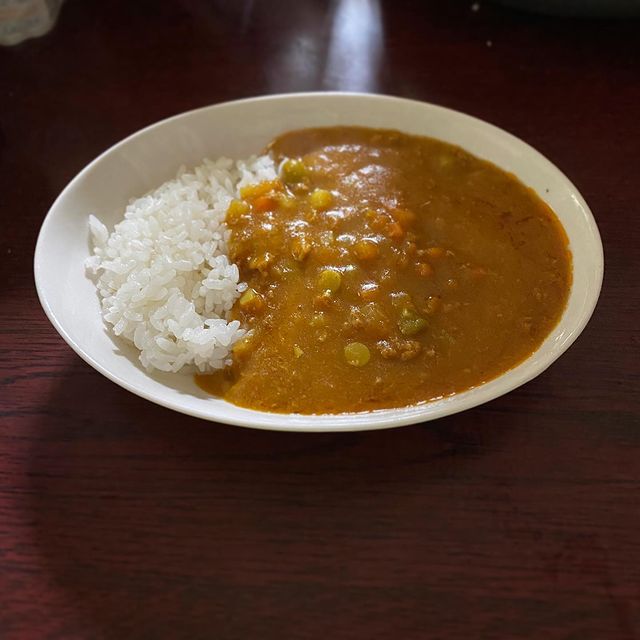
[353,239,380,261]
[317,269,342,293]
[309,189,333,211]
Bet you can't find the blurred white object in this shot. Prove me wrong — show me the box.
[0,0,64,46]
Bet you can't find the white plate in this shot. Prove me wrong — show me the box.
[34,93,604,432]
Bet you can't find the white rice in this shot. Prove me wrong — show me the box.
[86,154,277,373]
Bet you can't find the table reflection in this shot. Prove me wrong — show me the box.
[266,0,384,93]
[324,0,384,91]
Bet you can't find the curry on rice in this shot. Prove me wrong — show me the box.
[196,127,571,413]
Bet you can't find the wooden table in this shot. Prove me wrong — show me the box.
[1,1,639,638]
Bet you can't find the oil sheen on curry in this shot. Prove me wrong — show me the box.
[196,127,571,413]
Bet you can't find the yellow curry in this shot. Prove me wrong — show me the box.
[197,127,571,413]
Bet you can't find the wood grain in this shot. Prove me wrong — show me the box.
[1,1,639,638]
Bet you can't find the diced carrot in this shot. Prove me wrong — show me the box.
[253,194,278,212]
[239,179,283,201]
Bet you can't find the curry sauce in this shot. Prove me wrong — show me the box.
[196,127,571,413]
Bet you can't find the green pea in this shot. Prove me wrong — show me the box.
[281,158,307,184]
[398,314,427,336]
[344,342,370,367]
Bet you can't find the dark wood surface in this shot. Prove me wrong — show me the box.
[1,1,639,638]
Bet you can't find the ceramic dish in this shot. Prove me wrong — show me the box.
[34,93,603,431]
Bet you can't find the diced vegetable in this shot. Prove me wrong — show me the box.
[239,179,283,201]
[393,209,416,229]
[353,239,380,261]
[317,268,342,293]
[309,189,333,211]
[399,317,427,336]
[253,194,278,212]
[359,282,379,301]
[313,244,340,263]
[293,345,304,358]
[398,307,427,335]
[426,247,445,259]
[366,209,389,231]
[226,199,249,225]
[232,336,253,358]
[238,288,265,313]
[416,262,434,277]
[277,193,296,210]
[281,158,308,184]
[248,253,274,273]
[344,342,370,367]
[291,236,312,261]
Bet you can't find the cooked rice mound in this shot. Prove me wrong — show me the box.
[86,154,276,373]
